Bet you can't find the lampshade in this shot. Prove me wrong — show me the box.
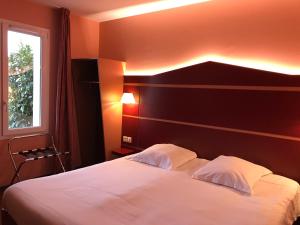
[121,93,136,104]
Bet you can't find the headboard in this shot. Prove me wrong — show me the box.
[122,62,300,182]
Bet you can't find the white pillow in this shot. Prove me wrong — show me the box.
[192,155,272,194]
[296,187,300,217]
[127,144,197,170]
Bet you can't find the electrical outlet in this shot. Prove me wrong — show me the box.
[127,137,132,143]
[123,136,133,143]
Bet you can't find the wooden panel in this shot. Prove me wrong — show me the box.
[124,86,300,137]
[123,116,300,182]
[122,62,300,182]
[72,59,105,166]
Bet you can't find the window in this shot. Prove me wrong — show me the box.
[0,19,49,137]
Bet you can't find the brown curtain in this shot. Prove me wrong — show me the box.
[55,8,81,169]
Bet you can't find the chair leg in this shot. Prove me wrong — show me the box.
[51,136,66,172]
[10,161,25,185]
[2,208,18,225]
[8,147,20,183]
[56,155,66,172]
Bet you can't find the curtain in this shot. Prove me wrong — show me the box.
[55,8,81,169]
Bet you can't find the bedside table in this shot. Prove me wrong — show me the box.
[111,148,136,159]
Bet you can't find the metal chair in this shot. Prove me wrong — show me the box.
[8,134,69,185]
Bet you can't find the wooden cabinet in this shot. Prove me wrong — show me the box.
[72,59,105,167]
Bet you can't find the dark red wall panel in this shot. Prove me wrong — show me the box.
[126,87,300,137]
[122,62,300,182]
[122,116,300,182]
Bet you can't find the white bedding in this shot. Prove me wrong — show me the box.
[2,157,300,225]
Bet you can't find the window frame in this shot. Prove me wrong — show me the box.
[0,19,50,137]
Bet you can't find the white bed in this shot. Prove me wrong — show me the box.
[2,157,300,225]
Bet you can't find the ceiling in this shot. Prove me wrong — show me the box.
[31,0,210,22]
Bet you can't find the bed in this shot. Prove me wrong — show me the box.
[2,156,300,225]
[3,62,300,225]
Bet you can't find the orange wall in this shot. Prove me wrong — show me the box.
[70,13,99,59]
[0,2,100,186]
[0,0,59,186]
[99,0,300,74]
[99,59,124,159]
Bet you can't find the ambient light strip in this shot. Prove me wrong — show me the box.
[124,56,300,76]
[123,115,300,142]
[124,83,300,92]
[90,0,210,22]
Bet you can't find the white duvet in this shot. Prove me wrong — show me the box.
[2,158,300,225]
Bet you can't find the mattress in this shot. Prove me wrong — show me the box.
[2,157,300,225]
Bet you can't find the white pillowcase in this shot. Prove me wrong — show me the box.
[296,187,300,217]
[127,144,197,170]
[192,155,272,194]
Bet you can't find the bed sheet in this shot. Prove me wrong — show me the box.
[2,157,299,225]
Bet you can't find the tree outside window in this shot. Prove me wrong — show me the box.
[8,44,34,128]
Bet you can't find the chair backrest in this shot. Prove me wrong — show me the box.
[8,133,51,154]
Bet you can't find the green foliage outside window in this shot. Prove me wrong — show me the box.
[8,44,33,128]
